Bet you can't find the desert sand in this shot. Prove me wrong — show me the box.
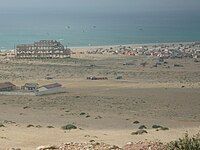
[0,50,200,149]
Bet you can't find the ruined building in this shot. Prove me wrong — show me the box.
[16,40,71,59]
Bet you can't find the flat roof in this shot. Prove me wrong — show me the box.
[0,82,16,89]
[41,83,62,89]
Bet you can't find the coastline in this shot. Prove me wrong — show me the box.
[70,41,196,48]
[70,41,196,51]
[1,40,199,52]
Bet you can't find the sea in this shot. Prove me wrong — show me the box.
[0,11,200,50]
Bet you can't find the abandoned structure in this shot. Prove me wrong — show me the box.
[21,83,39,92]
[0,82,16,91]
[0,82,67,96]
[35,83,66,96]
[16,40,71,59]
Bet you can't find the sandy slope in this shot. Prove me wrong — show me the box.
[0,55,200,149]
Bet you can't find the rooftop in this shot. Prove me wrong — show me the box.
[41,83,62,89]
[17,40,63,47]
[0,82,16,89]
[24,83,39,87]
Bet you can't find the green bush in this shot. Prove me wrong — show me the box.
[0,123,5,127]
[61,124,77,130]
[167,133,200,150]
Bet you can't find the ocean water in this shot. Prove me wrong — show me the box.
[0,11,200,50]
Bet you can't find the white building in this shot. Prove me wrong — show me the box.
[16,40,71,59]
[35,83,66,96]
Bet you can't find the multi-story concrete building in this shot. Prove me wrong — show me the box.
[16,40,71,59]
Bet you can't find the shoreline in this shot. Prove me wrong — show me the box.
[1,40,199,52]
[69,41,197,51]
[69,41,197,49]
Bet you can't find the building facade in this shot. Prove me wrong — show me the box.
[21,83,39,92]
[16,40,71,59]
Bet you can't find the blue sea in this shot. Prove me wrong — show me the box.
[0,11,200,50]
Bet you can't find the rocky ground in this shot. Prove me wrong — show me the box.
[35,141,167,150]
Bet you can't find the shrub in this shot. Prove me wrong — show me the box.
[61,124,77,130]
[152,124,163,129]
[80,112,86,115]
[0,123,5,127]
[131,129,148,135]
[138,125,147,129]
[166,133,200,150]
[152,124,169,131]
[133,121,140,124]
[160,127,169,131]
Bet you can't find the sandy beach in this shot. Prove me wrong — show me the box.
[0,45,200,149]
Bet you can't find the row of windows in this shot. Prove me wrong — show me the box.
[17,51,66,54]
[18,55,69,58]
[17,46,63,50]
